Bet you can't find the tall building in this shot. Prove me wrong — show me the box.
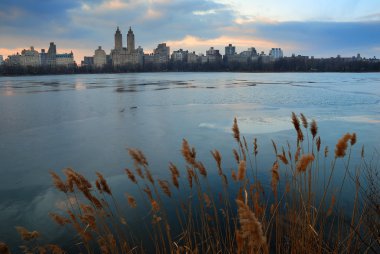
[47,42,57,66]
[115,27,122,50]
[0,55,4,65]
[40,49,48,66]
[127,27,135,53]
[269,48,283,60]
[94,46,107,68]
[205,47,222,63]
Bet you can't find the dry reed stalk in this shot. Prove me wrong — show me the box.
[127,148,148,167]
[0,242,11,254]
[237,160,246,181]
[232,117,240,142]
[243,136,248,151]
[125,194,137,208]
[96,172,112,195]
[297,129,304,143]
[236,199,268,254]
[49,171,68,193]
[296,154,315,172]
[271,161,280,197]
[300,113,308,129]
[80,204,94,214]
[327,195,336,217]
[67,210,92,242]
[211,150,222,175]
[158,180,172,197]
[15,226,39,241]
[292,112,301,132]
[181,139,197,166]
[310,119,318,139]
[171,173,179,189]
[295,146,301,162]
[203,193,211,208]
[231,170,237,181]
[335,133,352,158]
[49,213,71,226]
[152,214,162,224]
[95,179,102,193]
[125,168,137,184]
[324,146,329,158]
[143,185,153,201]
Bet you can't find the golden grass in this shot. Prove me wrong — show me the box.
[4,113,379,254]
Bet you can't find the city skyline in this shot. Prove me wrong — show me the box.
[1,0,380,63]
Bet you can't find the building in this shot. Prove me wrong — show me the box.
[225,44,236,56]
[94,46,107,68]
[269,48,283,60]
[0,55,3,65]
[111,27,144,67]
[56,52,75,67]
[153,43,170,64]
[205,47,222,63]
[5,53,22,66]
[47,42,57,66]
[21,46,40,67]
[187,51,198,64]
[81,57,94,67]
[171,49,188,62]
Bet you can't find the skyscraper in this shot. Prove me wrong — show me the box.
[127,27,135,53]
[114,27,122,50]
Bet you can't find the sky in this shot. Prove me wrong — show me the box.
[1,0,380,63]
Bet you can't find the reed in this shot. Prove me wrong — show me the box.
[4,113,379,254]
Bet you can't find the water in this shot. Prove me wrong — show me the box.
[0,72,379,251]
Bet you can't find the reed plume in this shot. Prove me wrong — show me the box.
[158,179,172,197]
[233,149,240,164]
[211,150,222,175]
[127,148,148,167]
[310,119,318,139]
[196,161,208,177]
[125,194,137,208]
[335,133,352,158]
[232,117,240,142]
[143,185,153,201]
[96,172,112,195]
[295,146,301,162]
[237,160,246,181]
[271,161,280,196]
[145,168,155,184]
[168,162,180,177]
[350,133,357,146]
[203,193,211,208]
[316,136,321,152]
[253,138,258,156]
[296,154,315,172]
[0,242,10,254]
[151,200,160,212]
[277,148,288,165]
[181,139,197,166]
[125,168,137,184]
[15,226,39,241]
[291,112,301,132]
[49,213,71,226]
[49,171,68,193]
[186,167,194,188]
[236,199,268,254]
[324,146,329,158]
[136,167,145,179]
[327,195,336,217]
[300,113,308,128]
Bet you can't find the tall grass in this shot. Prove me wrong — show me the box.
[2,113,379,253]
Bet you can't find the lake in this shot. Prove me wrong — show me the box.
[0,72,379,251]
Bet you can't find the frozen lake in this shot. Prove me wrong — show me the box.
[0,72,379,250]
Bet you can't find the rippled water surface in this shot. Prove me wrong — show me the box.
[0,72,379,250]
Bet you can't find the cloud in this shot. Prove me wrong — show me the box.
[1,0,379,63]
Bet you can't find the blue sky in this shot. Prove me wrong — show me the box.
[1,0,380,63]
